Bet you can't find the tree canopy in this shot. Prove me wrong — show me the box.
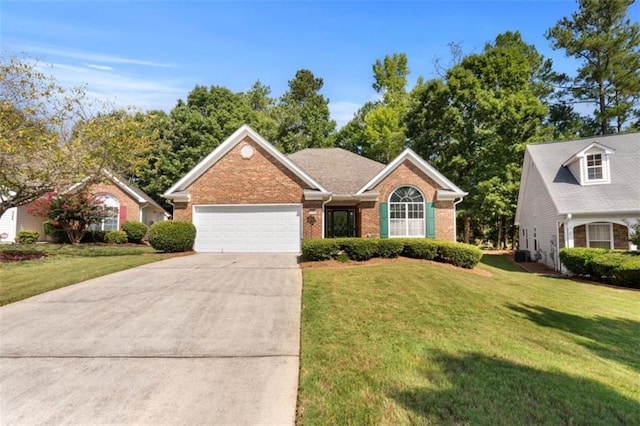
[546,0,640,134]
[0,57,152,217]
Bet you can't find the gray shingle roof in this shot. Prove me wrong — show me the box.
[288,148,385,194]
[527,132,640,214]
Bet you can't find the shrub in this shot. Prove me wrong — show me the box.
[302,239,341,261]
[559,248,609,276]
[341,239,379,261]
[403,239,438,260]
[378,239,405,258]
[43,221,69,243]
[436,241,484,269]
[148,221,196,252]
[104,230,128,244]
[560,248,640,289]
[17,230,39,244]
[122,221,148,243]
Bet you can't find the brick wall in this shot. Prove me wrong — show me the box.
[173,136,322,237]
[91,182,140,225]
[561,222,629,249]
[361,161,457,241]
[613,223,629,249]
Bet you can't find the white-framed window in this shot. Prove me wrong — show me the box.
[586,223,613,249]
[90,193,119,231]
[389,186,425,237]
[586,153,604,181]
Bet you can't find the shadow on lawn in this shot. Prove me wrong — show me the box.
[480,253,527,273]
[508,304,640,372]
[391,351,640,425]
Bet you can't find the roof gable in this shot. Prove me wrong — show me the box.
[163,125,327,197]
[561,142,616,167]
[523,132,640,215]
[356,148,466,197]
[288,148,385,193]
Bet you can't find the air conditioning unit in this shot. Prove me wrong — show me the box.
[515,250,531,262]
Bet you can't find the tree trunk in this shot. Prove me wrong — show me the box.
[511,222,518,250]
[463,217,471,244]
[496,218,502,249]
[599,80,608,135]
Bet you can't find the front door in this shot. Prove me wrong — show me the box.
[326,209,356,238]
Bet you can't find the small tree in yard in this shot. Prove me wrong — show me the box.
[28,192,112,244]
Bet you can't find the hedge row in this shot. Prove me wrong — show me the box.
[559,248,640,288]
[301,238,483,269]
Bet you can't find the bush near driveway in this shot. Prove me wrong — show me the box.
[559,248,640,288]
[302,238,483,268]
[148,221,196,253]
[122,221,148,243]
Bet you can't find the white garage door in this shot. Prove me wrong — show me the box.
[193,204,302,253]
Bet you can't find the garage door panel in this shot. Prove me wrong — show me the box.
[193,205,301,253]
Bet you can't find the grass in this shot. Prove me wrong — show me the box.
[297,254,640,425]
[0,244,178,306]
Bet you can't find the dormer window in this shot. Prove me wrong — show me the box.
[586,153,603,181]
[561,142,614,186]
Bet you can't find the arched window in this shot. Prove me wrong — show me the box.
[389,186,425,237]
[91,193,119,231]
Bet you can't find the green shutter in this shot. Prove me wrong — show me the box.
[426,202,435,238]
[379,202,388,238]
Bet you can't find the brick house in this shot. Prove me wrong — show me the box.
[163,125,467,253]
[0,172,167,243]
[514,132,640,270]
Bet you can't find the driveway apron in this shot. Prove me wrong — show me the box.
[0,253,301,425]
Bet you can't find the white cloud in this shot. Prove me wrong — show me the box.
[38,62,186,113]
[85,64,114,71]
[330,101,362,129]
[18,44,178,69]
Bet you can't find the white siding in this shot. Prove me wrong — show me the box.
[15,205,46,241]
[516,152,561,269]
[0,208,17,242]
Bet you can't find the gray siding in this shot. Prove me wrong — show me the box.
[516,152,561,269]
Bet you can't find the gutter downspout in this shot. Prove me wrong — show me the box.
[454,198,464,243]
[321,194,333,239]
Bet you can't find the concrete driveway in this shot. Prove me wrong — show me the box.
[0,254,302,425]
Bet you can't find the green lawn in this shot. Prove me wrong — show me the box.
[298,254,640,425]
[0,244,178,306]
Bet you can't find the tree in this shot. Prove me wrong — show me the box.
[406,32,549,246]
[274,69,336,153]
[0,56,152,217]
[135,85,267,207]
[546,0,640,134]
[27,191,111,244]
[337,53,410,163]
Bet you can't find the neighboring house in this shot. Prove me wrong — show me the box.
[163,124,467,253]
[0,172,167,243]
[515,132,640,270]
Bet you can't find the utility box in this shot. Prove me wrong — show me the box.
[515,250,531,262]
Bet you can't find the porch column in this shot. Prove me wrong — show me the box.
[564,218,575,248]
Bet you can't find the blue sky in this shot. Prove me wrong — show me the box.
[2,1,638,127]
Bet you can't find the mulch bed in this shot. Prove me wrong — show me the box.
[0,251,50,263]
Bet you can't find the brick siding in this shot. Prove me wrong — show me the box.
[360,161,456,241]
[174,137,458,241]
[91,182,140,225]
[560,222,629,249]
